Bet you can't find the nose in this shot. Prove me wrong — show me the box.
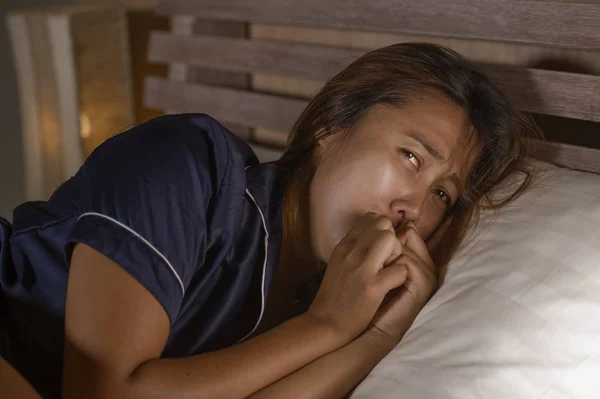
[390,189,427,227]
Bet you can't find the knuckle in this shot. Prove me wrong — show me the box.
[406,221,417,229]
[374,216,394,231]
[345,247,363,265]
[330,244,346,262]
[404,225,418,237]
[376,230,397,245]
[380,229,396,238]
[336,239,352,254]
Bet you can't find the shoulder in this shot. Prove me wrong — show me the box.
[81,113,259,193]
[89,113,257,168]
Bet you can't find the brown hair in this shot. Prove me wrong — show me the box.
[275,42,542,270]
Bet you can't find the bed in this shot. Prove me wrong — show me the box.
[143,1,600,397]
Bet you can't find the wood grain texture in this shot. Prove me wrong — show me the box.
[182,18,253,139]
[148,33,600,121]
[249,23,600,150]
[148,32,363,81]
[528,140,600,174]
[249,23,600,73]
[482,65,600,122]
[250,144,284,162]
[144,76,307,132]
[253,127,289,147]
[127,10,169,124]
[144,75,600,175]
[74,0,155,9]
[155,0,600,49]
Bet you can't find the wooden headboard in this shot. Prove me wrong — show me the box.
[143,0,600,174]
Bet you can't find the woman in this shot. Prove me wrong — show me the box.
[0,43,539,398]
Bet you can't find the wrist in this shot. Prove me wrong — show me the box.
[362,325,400,353]
[295,312,351,349]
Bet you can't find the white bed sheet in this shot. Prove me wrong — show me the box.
[352,161,600,399]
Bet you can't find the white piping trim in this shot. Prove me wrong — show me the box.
[77,212,185,295]
[236,188,270,344]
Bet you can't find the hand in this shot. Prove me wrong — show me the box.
[306,213,409,345]
[370,222,438,343]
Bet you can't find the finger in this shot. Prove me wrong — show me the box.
[401,246,437,277]
[333,213,383,261]
[339,212,381,245]
[396,253,439,293]
[346,212,393,241]
[382,233,404,267]
[396,222,434,266]
[349,214,396,258]
[364,230,403,272]
[376,263,408,292]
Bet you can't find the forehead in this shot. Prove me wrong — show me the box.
[353,94,477,176]
[359,95,469,146]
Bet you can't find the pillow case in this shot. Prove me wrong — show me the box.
[352,160,600,399]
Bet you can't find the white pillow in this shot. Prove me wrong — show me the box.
[352,160,600,399]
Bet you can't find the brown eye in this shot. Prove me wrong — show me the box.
[400,149,420,170]
[432,188,451,206]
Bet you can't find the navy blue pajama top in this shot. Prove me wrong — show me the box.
[0,114,288,398]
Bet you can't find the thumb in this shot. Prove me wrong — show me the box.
[377,263,408,292]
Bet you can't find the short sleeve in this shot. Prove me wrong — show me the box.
[66,115,223,323]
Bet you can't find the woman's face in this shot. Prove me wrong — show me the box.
[309,93,474,263]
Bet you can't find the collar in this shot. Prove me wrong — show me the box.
[244,161,288,240]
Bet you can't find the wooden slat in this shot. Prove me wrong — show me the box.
[148,33,600,122]
[187,19,253,139]
[144,76,307,132]
[528,140,600,174]
[145,77,600,174]
[149,32,362,81]
[482,65,600,123]
[248,23,600,75]
[75,0,155,9]
[167,17,252,138]
[250,144,284,162]
[155,0,600,49]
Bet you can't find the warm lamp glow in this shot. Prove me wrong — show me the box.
[79,113,91,139]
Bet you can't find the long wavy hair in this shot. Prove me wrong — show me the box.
[274,42,542,270]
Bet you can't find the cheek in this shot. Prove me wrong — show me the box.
[418,206,448,241]
[309,158,383,261]
[309,173,355,261]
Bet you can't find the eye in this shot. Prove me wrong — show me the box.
[400,149,420,170]
[432,188,452,206]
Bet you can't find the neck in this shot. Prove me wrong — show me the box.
[279,167,324,286]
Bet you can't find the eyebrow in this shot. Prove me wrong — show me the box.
[406,131,461,195]
[406,131,449,163]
